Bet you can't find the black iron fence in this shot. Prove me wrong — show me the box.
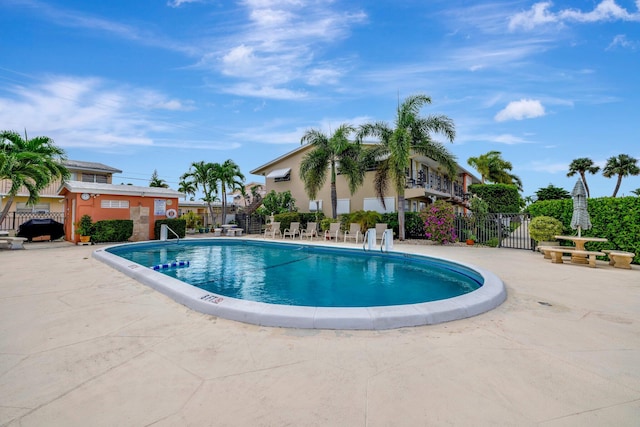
[454,212,534,250]
[1,212,65,231]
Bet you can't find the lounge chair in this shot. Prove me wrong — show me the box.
[375,223,388,241]
[344,223,362,244]
[282,222,301,239]
[300,222,318,240]
[264,222,282,238]
[324,222,342,240]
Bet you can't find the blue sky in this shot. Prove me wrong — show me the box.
[1,0,639,199]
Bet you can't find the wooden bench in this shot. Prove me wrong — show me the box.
[539,247,605,268]
[0,236,27,250]
[603,250,635,269]
[538,245,571,259]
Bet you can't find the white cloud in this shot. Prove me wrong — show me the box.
[167,0,204,8]
[495,99,546,122]
[607,34,640,50]
[0,76,194,149]
[509,0,640,31]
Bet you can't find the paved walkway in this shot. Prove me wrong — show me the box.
[0,239,638,426]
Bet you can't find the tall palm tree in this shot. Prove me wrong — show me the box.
[214,159,245,225]
[0,130,69,224]
[358,95,456,240]
[299,124,365,219]
[602,154,640,197]
[149,169,169,188]
[180,161,219,224]
[467,151,522,191]
[567,157,600,198]
[177,178,196,200]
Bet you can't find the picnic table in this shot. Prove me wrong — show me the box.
[554,235,608,265]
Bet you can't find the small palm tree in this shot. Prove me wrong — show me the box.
[631,188,640,196]
[0,130,69,224]
[299,124,365,219]
[468,151,522,191]
[181,161,220,225]
[567,157,600,198]
[214,159,245,225]
[178,179,196,200]
[358,95,456,240]
[602,154,640,197]
[149,169,169,188]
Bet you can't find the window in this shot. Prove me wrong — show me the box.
[82,173,108,183]
[101,200,129,209]
[336,199,350,215]
[16,203,50,213]
[363,197,395,213]
[309,200,323,211]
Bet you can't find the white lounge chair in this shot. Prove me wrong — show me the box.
[344,223,362,244]
[324,222,342,241]
[282,222,301,239]
[375,223,388,241]
[264,222,282,238]
[300,222,318,240]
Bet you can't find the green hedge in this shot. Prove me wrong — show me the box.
[92,220,134,243]
[273,212,300,232]
[154,219,186,239]
[468,183,522,213]
[526,197,640,264]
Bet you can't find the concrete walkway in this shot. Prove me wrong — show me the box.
[0,239,638,426]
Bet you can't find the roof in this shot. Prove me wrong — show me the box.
[58,182,183,198]
[250,143,481,183]
[61,160,122,174]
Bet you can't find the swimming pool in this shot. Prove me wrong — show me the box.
[94,238,506,329]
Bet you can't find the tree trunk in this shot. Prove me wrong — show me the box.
[612,175,622,197]
[397,193,406,241]
[330,182,337,219]
[0,195,15,226]
[221,188,227,225]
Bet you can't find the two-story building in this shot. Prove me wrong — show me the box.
[250,144,480,216]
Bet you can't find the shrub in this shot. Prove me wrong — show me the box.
[92,220,134,243]
[180,211,201,229]
[343,210,381,231]
[320,217,339,232]
[468,183,522,212]
[419,201,457,244]
[75,214,93,236]
[154,219,186,239]
[528,216,563,242]
[273,212,300,232]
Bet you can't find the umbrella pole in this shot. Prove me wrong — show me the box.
[577,226,581,237]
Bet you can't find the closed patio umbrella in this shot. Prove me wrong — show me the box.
[570,178,591,237]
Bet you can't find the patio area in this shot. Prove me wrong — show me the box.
[0,239,638,426]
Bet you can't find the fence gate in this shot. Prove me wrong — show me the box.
[235,213,264,235]
[455,212,534,250]
[493,213,534,250]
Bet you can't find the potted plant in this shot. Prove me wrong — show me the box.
[528,216,563,256]
[75,214,93,243]
[465,231,476,245]
[181,212,201,234]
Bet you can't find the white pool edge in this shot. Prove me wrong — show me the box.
[93,239,507,330]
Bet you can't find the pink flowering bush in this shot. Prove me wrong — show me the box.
[420,201,457,244]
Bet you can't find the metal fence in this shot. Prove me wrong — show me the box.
[454,212,534,250]
[1,212,66,231]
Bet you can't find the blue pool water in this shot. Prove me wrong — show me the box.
[106,240,483,307]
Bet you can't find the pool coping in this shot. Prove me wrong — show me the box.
[93,238,507,330]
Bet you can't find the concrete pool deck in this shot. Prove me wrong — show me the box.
[1,239,638,426]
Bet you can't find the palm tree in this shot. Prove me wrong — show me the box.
[180,161,219,225]
[631,188,640,196]
[214,159,245,225]
[0,130,69,224]
[567,157,600,198]
[602,154,640,197]
[358,95,456,240]
[299,124,365,219]
[149,169,169,188]
[467,151,522,191]
[177,178,196,200]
